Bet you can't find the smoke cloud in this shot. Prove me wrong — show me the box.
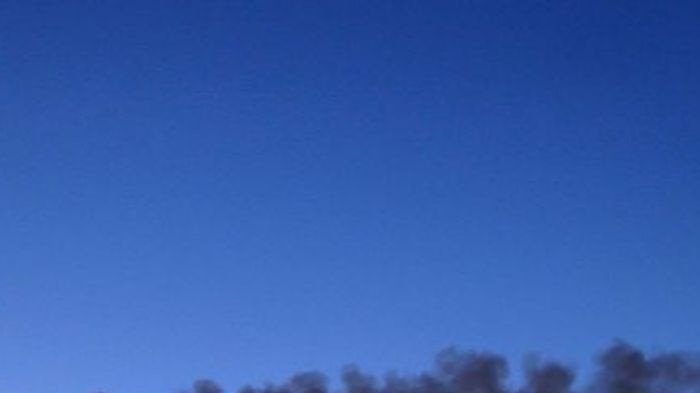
[181,342,699,393]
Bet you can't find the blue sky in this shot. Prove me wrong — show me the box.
[1,2,699,393]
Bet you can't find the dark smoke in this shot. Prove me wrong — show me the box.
[182,343,699,393]
[522,361,575,393]
[595,342,700,393]
[238,372,328,393]
[194,380,224,393]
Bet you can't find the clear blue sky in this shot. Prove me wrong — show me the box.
[1,1,699,393]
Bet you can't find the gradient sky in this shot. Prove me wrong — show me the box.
[1,2,699,393]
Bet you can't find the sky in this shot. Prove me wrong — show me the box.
[1,1,699,393]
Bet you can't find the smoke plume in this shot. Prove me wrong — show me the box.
[182,342,699,393]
